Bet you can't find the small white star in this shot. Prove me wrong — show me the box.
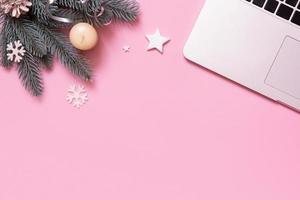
[146,29,170,53]
[122,45,131,52]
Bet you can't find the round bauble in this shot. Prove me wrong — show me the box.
[69,23,98,51]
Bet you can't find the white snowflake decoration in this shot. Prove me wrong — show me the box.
[66,85,88,108]
[6,40,26,63]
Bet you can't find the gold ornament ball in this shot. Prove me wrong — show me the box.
[69,23,98,51]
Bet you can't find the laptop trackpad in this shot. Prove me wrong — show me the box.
[265,36,300,100]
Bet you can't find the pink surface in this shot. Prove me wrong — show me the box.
[1,0,300,199]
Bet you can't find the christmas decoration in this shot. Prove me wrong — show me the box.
[6,40,26,63]
[146,29,170,53]
[0,0,139,96]
[0,0,32,18]
[69,22,98,50]
[66,85,88,108]
[122,45,130,52]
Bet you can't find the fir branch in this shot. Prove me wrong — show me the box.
[30,0,50,21]
[40,53,54,70]
[17,52,43,96]
[30,0,61,27]
[35,23,92,81]
[0,0,139,96]
[0,18,17,68]
[56,0,87,12]
[54,0,139,26]
[11,18,47,58]
[54,0,105,26]
[54,6,112,27]
[103,0,139,22]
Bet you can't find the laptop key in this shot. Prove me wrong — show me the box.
[264,0,279,13]
[253,0,267,7]
[246,0,300,27]
[276,3,293,20]
[291,11,300,26]
[285,0,298,7]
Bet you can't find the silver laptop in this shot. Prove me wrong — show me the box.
[184,0,300,111]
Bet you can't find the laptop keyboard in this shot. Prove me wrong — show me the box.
[245,0,300,27]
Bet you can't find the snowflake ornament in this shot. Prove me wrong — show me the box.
[0,0,32,18]
[6,40,26,63]
[66,85,88,108]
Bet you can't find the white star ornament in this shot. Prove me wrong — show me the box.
[146,29,170,53]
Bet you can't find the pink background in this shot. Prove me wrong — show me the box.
[1,0,300,199]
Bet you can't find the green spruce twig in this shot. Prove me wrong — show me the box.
[0,0,139,96]
[102,0,139,22]
[35,23,92,81]
[54,0,139,26]
[40,53,54,70]
[0,18,16,68]
[12,18,48,58]
[17,52,43,96]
